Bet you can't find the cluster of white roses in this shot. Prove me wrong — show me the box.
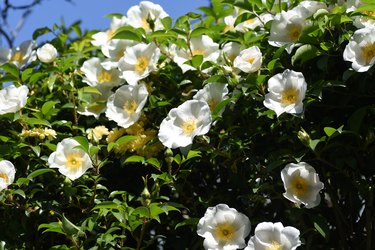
[197,204,301,250]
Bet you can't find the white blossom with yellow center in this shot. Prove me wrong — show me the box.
[233,46,262,73]
[101,39,137,70]
[245,222,301,250]
[158,100,212,149]
[343,26,375,72]
[0,40,36,68]
[106,84,148,128]
[263,69,307,117]
[125,1,169,32]
[81,57,123,88]
[170,35,220,73]
[197,204,251,250]
[281,162,324,208]
[193,82,229,117]
[0,85,29,115]
[268,9,305,54]
[91,16,128,48]
[0,160,16,191]
[48,138,93,181]
[118,43,160,85]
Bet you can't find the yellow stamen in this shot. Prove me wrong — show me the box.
[135,56,149,73]
[123,99,138,115]
[141,18,151,31]
[281,88,300,105]
[192,49,204,56]
[266,240,283,250]
[246,18,256,24]
[0,173,9,183]
[66,153,83,171]
[11,51,24,62]
[215,223,235,242]
[363,11,375,17]
[362,43,375,64]
[107,29,116,41]
[287,24,302,42]
[207,99,217,111]
[181,119,197,135]
[97,71,113,83]
[290,175,308,196]
[246,57,255,64]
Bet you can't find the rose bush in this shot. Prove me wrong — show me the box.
[0,0,374,249]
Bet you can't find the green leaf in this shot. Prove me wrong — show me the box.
[324,127,337,137]
[146,158,161,169]
[73,136,90,153]
[21,68,34,82]
[24,117,51,127]
[33,27,52,40]
[190,27,211,37]
[38,222,65,235]
[42,101,60,115]
[116,135,137,145]
[313,215,330,239]
[61,214,82,236]
[112,29,142,41]
[27,169,55,180]
[292,44,320,65]
[79,86,103,95]
[92,201,120,210]
[0,63,20,78]
[124,155,145,164]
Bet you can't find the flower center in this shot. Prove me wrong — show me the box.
[66,152,83,171]
[0,173,9,183]
[215,223,235,242]
[141,18,151,31]
[11,51,24,62]
[266,240,283,250]
[123,99,138,115]
[192,49,204,56]
[107,29,116,41]
[246,18,256,24]
[97,70,113,83]
[207,98,217,111]
[363,11,375,17]
[181,119,197,135]
[246,56,255,64]
[290,175,308,196]
[287,24,302,42]
[362,43,375,64]
[135,56,149,73]
[281,88,300,105]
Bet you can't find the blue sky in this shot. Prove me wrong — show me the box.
[7,0,209,46]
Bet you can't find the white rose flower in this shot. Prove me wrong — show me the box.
[281,162,324,208]
[117,43,160,85]
[171,35,220,73]
[193,82,229,116]
[245,222,301,250]
[343,26,375,72]
[0,160,16,191]
[0,85,29,115]
[125,1,169,32]
[91,16,128,48]
[0,40,36,68]
[263,69,307,117]
[268,10,305,54]
[197,204,251,250]
[101,39,137,69]
[81,57,123,88]
[48,138,93,181]
[292,0,327,17]
[221,42,242,65]
[235,13,274,32]
[37,43,58,63]
[105,84,148,128]
[158,100,212,149]
[233,46,262,73]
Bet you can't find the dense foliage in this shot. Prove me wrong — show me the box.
[0,0,374,249]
